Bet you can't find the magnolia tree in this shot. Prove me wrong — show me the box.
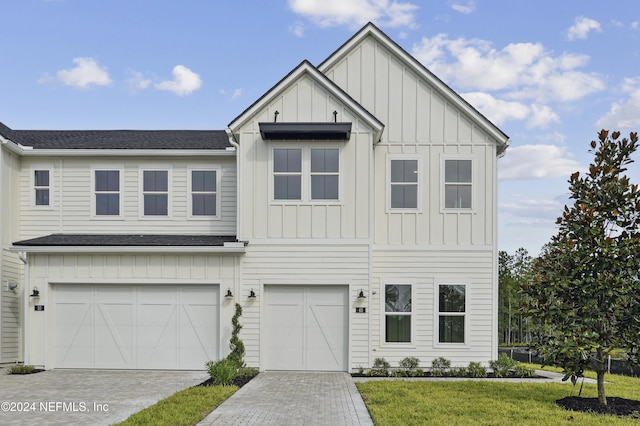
[521,130,640,405]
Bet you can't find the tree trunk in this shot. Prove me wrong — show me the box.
[596,348,607,405]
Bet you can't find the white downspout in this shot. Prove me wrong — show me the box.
[225,129,241,240]
[18,251,29,365]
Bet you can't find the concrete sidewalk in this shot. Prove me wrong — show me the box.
[199,371,374,426]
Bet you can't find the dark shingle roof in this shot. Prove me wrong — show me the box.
[14,234,241,247]
[0,123,231,150]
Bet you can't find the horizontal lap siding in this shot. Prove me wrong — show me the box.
[18,157,237,239]
[1,253,21,362]
[372,248,495,367]
[239,244,370,370]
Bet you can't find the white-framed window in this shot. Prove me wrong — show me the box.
[387,155,420,210]
[384,284,412,343]
[142,170,169,216]
[438,283,466,344]
[271,146,341,202]
[94,169,121,216]
[273,148,302,200]
[444,159,472,209]
[33,169,51,206]
[190,169,218,217]
[310,148,339,200]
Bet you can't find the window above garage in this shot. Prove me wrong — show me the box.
[259,122,352,141]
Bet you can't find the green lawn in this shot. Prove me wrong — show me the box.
[114,385,237,426]
[356,366,640,425]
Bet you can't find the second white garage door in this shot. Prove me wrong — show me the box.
[53,284,219,370]
[264,285,348,371]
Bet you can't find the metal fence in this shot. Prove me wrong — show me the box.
[498,347,640,377]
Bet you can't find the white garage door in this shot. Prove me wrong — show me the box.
[265,285,348,371]
[54,284,219,370]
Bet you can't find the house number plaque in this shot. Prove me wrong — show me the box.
[355,307,366,313]
[34,305,45,311]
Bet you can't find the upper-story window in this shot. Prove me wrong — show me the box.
[273,148,302,200]
[191,170,217,216]
[390,159,418,209]
[34,169,50,206]
[310,148,339,200]
[444,159,472,209]
[143,170,169,216]
[95,170,120,216]
[438,284,466,344]
[385,284,412,343]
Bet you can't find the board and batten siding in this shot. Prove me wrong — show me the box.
[235,74,374,241]
[372,248,495,367]
[18,156,237,240]
[25,252,240,368]
[323,34,499,246]
[238,243,370,371]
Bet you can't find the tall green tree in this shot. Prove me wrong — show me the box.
[521,130,640,405]
[499,248,533,344]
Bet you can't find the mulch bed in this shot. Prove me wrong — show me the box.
[556,396,640,418]
[197,375,255,388]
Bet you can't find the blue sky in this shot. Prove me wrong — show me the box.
[2,0,639,256]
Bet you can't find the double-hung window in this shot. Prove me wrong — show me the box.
[385,284,412,343]
[95,170,120,216]
[273,148,302,200]
[143,170,169,216]
[310,148,339,200]
[34,170,50,206]
[438,284,466,343]
[444,159,472,209]
[191,170,217,216]
[390,159,418,209]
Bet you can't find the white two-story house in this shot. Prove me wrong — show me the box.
[0,23,509,371]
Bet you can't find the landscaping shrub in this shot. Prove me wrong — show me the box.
[398,357,420,377]
[490,353,519,377]
[206,358,238,386]
[6,364,35,375]
[228,303,245,368]
[449,366,468,377]
[431,357,451,377]
[370,357,391,376]
[467,362,488,378]
[514,364,535,378]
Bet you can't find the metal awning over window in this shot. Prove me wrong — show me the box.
[259,122,352,141]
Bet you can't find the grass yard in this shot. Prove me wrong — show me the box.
[356,366,640,425]
[114,385,237,426]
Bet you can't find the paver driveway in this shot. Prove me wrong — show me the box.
[0,368,208,425]
[199,371,374,426]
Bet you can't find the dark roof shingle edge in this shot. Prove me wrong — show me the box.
[14,234,241,247]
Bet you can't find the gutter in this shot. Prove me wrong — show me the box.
[9,243,246,255]
[17,149,236,157]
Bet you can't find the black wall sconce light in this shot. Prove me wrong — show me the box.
[30,287,40,297]
[225,288,234,299]
[248,289,256,299]
[357,289,367,300]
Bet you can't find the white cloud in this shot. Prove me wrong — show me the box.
[231,88,243,100]
[567,16,602,41]
[462,92,559,128]
[289,21,306,37]
[125,70,151,93]
[501,198,564,221]
[449,0,475,14]
[597,77,640,129]
[45,57,111,88]
[413,34,604,104]
[498,144,582,180]
[287,0,418,29]
[155,65,202,96]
